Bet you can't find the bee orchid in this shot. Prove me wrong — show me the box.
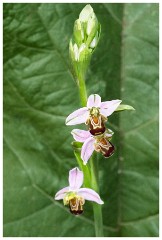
[55,167,103,215]
[66,94,121,136]
[71,129,115,165]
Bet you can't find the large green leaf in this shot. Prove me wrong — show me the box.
[3,3,159,237]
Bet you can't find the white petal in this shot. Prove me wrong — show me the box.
[87,94,101,108]
[100,100,122,117]
[78,188,104,204]
[81,137,95,164]
[55,186,69,200]
[71,129,91,142]
[66,107,89,125]
[69,167,83,190]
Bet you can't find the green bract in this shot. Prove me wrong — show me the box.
[115,104,135,112]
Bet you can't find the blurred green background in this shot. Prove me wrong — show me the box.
[3,3,159,237]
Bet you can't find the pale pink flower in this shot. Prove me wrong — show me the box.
[66,94,121,126]
[55,167,103,215]
[71,129,114,164]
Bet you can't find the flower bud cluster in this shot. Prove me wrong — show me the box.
[69,5,101,81]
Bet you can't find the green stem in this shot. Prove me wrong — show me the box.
[74,150,91,189]
[77,76,104,237]
[78,77,87,107]
[90,155,104,237]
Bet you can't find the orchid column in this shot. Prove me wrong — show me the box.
[69,5,104,237]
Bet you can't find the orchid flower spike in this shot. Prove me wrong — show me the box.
[66,94,121,136]
[72,129,115,165]
[55,167,104,215]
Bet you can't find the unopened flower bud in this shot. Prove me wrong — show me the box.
[78,43,91,62]
[69,39,75,62]
[73,43,79,61]
[90,34,98,49]
[79,4,94,22]
[87,14,98,36]
[73,43,87,62]
[78,5,99,47]
[73,19,84,45]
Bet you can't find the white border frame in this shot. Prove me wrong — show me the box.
[1,0,160,239]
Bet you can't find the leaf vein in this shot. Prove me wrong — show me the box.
[102,4,122,25]
[5,79,66,120]
[120,213,159,226]
[125,116,158,135]
[36,6,73,79]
